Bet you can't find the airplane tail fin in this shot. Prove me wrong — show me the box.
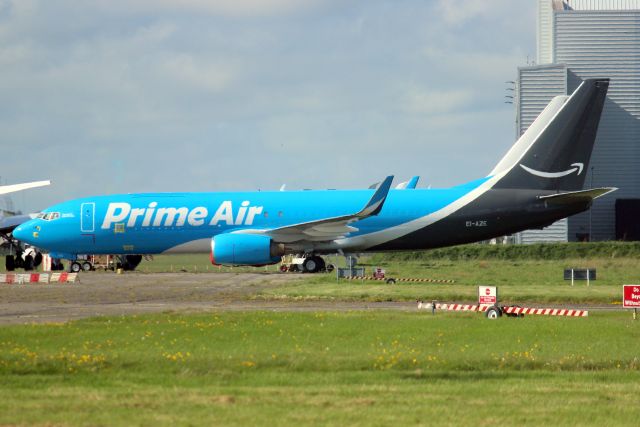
[490,78,609,191]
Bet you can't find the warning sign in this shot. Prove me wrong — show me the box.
[373,268,385,279]
[623,285,640,308]
[478,285,497,305]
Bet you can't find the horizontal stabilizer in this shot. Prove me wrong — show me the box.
[538,187,617,205]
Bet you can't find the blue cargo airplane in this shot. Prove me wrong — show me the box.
[10,79,615,273]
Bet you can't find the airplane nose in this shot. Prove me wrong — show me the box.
[13,222,37,244]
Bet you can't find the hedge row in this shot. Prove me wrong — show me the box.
[378,242,640,261]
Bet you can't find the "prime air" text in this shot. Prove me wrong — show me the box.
[100,201,263,229]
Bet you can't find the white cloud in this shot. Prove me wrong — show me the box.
[96,0,327,17]
[436,0,516,25]
[160,54,236,93]
[421,46,526,81]
[399,86,474,115]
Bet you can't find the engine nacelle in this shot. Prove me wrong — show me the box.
[210,233,284,266]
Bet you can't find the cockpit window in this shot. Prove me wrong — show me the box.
[39,212,60,221]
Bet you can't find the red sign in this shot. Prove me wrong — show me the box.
[373,268,385,279]
[623,285,640,308]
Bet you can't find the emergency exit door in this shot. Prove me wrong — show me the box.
[81,202,95,233]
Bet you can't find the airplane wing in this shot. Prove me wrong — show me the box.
[538,187,617,205]
[244,176,394,243]
[0,214,37,234]
[0,180,50,196]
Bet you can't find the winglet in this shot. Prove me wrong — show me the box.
[395,176,420,190]
[357,175,393,217]
[406,176,419,189]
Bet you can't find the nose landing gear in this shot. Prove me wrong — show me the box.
[2,232,42,271]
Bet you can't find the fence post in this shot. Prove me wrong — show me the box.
[571,269,574,287]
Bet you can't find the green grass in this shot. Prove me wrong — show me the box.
[259,257,638,304]
[1,311,639,426]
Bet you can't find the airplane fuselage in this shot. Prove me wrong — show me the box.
[16,181,589,259]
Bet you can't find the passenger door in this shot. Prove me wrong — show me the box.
[80,202,96,246]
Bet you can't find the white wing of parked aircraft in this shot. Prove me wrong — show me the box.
[0,180,50,196]
[0,180,51,234]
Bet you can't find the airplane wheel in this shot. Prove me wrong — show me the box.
[34,252,43,268]
[82,262,93,272]
[23,255,34,271]
[303,256,324,273]
[326,263,335,273]
[123,255,143,271]
[315,256,326,272]
[5,255,15,272]
[70,262,82,273]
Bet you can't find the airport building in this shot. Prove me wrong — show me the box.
[516,0,640,243]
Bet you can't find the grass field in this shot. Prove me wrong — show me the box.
[1,311,639,426]
[258,257,638,305]
[3,247,637,305]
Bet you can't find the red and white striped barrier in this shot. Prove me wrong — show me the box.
[0,272,78,284]
[347,276,455,284]
[430,303,489,312]
[397,277,455,283]
[502,306,588,317]
[417,301,588,317]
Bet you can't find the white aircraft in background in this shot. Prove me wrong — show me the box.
[0,180,51,270]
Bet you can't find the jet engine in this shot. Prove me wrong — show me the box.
[210,233,284,266]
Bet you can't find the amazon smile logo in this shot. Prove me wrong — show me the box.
[519,162,584,178]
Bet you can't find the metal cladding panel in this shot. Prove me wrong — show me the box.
[518,218,568,244]
[564,0,640,10]
[517,64,569,243]
[538,0,555,64]
[554,10,640,240]
[517,65,568,135]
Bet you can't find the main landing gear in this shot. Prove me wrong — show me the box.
[69,260,93,273]
[280,254,335,274]
[302,255,325,273]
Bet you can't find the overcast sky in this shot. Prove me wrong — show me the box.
[1,0,536,213]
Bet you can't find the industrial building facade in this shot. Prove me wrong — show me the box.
[517,0,640,243]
